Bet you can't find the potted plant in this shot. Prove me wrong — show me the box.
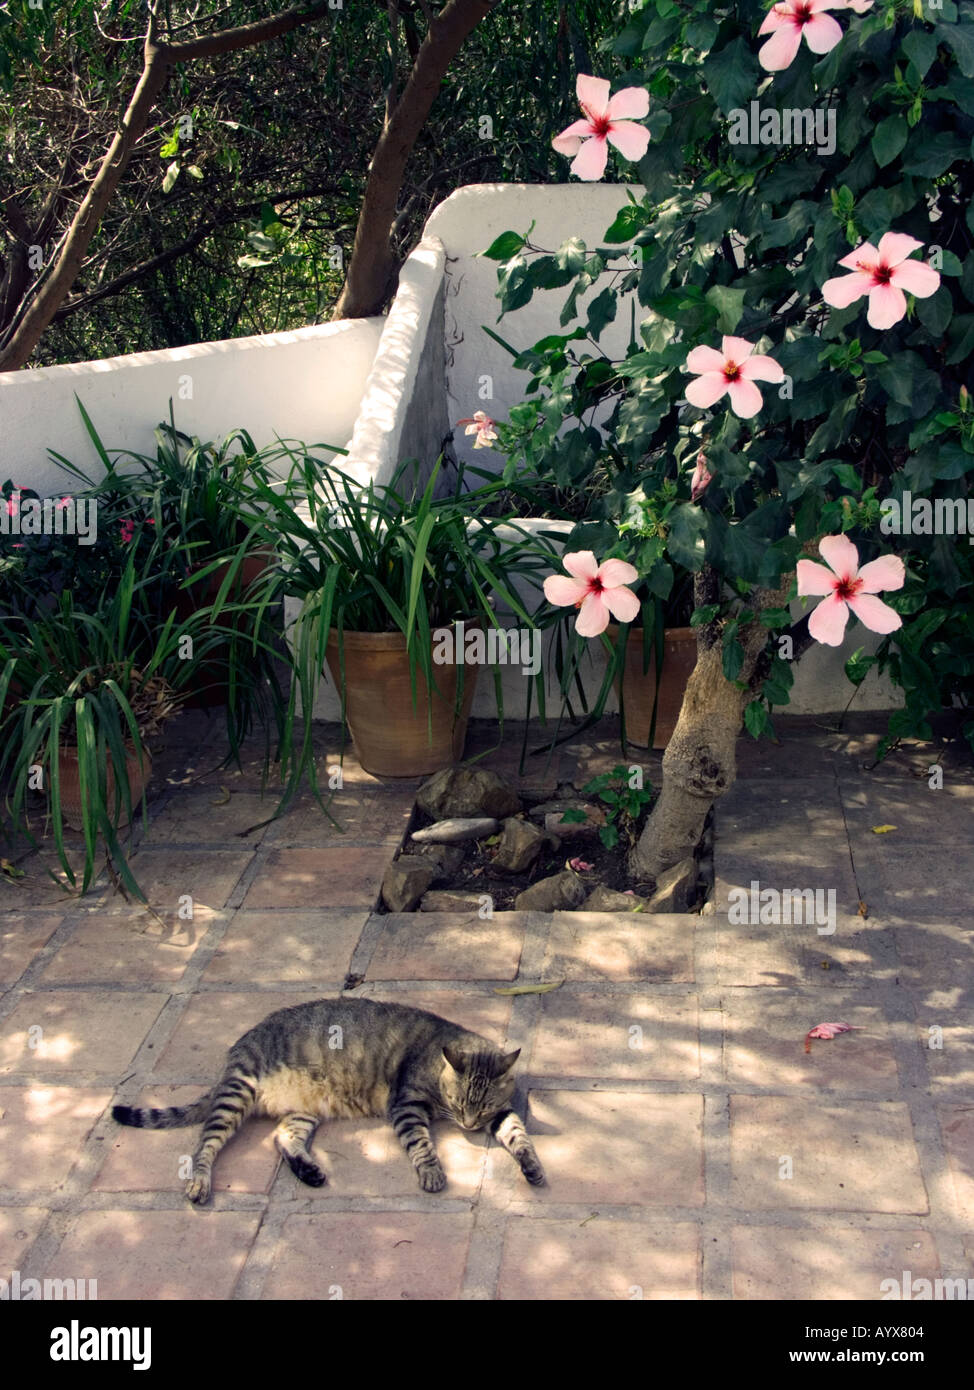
[256,450,548,784]
[0,548,217,898]
[49,400,288,752]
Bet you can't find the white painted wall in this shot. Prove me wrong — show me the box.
[0,318,384,496]
[329,184,901,717]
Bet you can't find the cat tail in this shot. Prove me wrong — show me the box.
[112,1091,215,1129]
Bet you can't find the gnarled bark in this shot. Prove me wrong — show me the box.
[630,562,804,882]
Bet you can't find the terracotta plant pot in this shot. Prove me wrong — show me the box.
[607,624,697,749]
[55,747,153,831]
[325,630,478,777]
[175,547,274,709]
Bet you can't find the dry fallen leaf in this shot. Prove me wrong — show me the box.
[871,824,897,834]
[493,981,564,996]
[857,900,869,918]
[804,1021,864,1054]
[211,787,231,806]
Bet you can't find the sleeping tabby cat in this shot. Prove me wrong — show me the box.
[112,997,546,1204]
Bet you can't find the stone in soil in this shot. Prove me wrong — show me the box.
[381,855,436,912]
[583,884,649,912]
[419,890,488,913]
[514,869,588,912]
[413,842,466,883]
[492,817,548,874]
[411,817,498,844]
[416,766,521,820]
[646,856,698,913]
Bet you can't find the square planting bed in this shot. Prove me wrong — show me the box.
[378,766,713,916]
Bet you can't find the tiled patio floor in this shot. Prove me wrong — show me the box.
[1,713,972,1300]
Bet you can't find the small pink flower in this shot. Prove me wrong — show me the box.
[5,492,20,518]
[690,452,713,502]
[544,551,641,638]
[551,74,650,181]
[119,520,136,543]
[568,857,594,872]
[840,1,873,12]
[55,496,72,509]
[805,1020,863,1053]
[684,336,784,419]
[797,535,904,647]
[758,1,846,72]
[822,233,940,330]
[455,410,497,449]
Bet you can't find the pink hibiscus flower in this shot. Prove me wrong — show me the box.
[840,1,873,12]
[690,452,713,502]
[543,551,641,638]
[757,1,846,72]
[456,411,497,449]
[684,336,784,419]
[797,535,905,647]
[552,74,650,182]
[821,233,940,330]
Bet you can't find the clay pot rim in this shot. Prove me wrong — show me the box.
[325,623,483,652]
[606,622,696,641]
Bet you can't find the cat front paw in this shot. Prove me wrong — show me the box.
[185,1172,211,1205]
[417,1161,447,1193]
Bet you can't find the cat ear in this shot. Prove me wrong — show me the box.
[494,1048,521,1077]
[442,1044,467,1073]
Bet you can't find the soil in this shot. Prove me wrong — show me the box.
[399,799,659,911]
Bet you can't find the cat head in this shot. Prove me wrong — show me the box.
[439,1044,520,1130]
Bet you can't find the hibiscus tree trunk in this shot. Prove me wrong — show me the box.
[630,564,798,882]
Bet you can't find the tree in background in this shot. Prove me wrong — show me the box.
[0,0,616,369]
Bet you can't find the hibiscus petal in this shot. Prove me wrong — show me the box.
[890,258,940,299]
[846,592,903,634]
[837,242,878,272]
[796,559,838,597]
[739,353,784,383]
[602,585,641,624]
[552,120,591,156]
[563,551,599,581]
[819,533,860,579]
[544,575,588,607]
[726,377,764,418]
[857,554,905,594]
[606,86,650,121]
[571,136,609,181]
[606,121,650,163]
[597,558,639,588]
[685,373,730,410]
[876,231,924,267]
[576,74,611,118]
[866,283,907,330]
[721,335,756,362]
[808,592,850,646]
[758,6,791,36]
[758,24,804,71]
[803,12,843,54]
[575,592,610,637]
[685,345,726,374]
[822,271,872,309]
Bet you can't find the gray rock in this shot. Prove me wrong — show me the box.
[411,817,499,844]
[528,798,605,824]
[413,842,466,883]
[416,766,521,820]
[419,890,489,913]
[582,884,648,912]
[646,856,698,913]
[493,817,548,874]
[381,855,436,913]
[543,810,604,840]
[514,870,588,912]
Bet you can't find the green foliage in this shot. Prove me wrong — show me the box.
[578,763,654,850]
[488,0,974,755]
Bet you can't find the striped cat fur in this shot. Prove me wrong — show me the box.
[112,997,546,1204]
